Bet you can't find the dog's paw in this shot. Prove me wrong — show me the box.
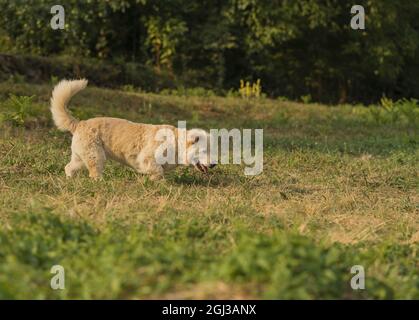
[89,174,103,181]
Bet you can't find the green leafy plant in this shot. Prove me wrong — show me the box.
[50,75,59,85]
[368,97,419,126]
[300,94,312,104]
[397,98,419,127]
[380,97,400,123]
[0,95,37,126]
[120,84,136,93]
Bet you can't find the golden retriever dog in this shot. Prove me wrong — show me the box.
[50,79,215,180]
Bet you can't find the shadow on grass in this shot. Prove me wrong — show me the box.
[167,169,238,187]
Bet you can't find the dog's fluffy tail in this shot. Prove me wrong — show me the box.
[50,79,88,133]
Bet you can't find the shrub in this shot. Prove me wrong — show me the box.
[368,97,419,126]
[0,95,47,127]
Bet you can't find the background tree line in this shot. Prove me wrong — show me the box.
[1,0,419,103]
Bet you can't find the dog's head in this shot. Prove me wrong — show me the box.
[186,129,217,173]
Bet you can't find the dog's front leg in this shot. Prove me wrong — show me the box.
[135,154,164,180]
[146,162,164,181]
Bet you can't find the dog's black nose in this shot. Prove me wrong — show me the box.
[208,164,216,169]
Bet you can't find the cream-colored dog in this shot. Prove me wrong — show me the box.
[50,79,214,180]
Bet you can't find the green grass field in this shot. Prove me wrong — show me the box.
[0,82,418,299]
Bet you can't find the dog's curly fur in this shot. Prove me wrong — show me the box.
[51,79,212,180]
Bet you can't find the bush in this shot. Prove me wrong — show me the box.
[368,98,419,126]
[0,95,47,127]
[0,54,177,92]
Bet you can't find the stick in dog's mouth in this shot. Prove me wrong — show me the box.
[194,162,208,173]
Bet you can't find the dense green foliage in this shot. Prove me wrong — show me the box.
[1,210,417,299]
[1,0,419,103]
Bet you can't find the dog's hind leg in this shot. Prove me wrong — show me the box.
[65,153,85,178]
[74,141,106,180]
[83,145,106,180]
[71,129,106,180]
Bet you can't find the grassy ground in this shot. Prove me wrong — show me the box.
[0,82,418,299]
